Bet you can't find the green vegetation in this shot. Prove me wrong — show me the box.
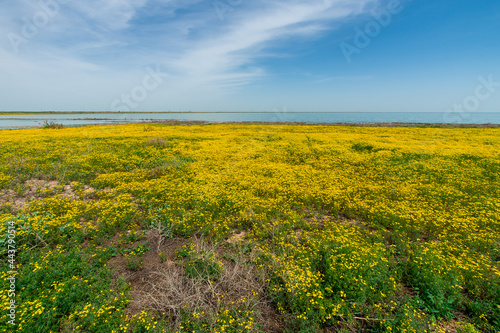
[0,123,499,332]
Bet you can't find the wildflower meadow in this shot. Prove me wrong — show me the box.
[0,123,499,332]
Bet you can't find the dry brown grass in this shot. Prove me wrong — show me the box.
[108,232,283,332]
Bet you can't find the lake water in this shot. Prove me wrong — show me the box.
[1,112,499,130]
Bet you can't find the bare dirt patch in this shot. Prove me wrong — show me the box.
[226,231,248,245]
[430,319,470,333]
[107,232,187,312]
[0,189,26,212]
[0,178,98,213]
[108,232,284,332]
[0,178,79,212]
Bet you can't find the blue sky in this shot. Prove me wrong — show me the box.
[1,0,499,113]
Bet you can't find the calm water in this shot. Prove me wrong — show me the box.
[1,112,499,129]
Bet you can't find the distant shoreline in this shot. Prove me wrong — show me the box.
[2,111,499,129]
[1,119,500,130]
[1,111,499,116]
[149,120,500,128]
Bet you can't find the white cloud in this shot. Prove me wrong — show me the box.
[71,0,148,30]
[160,0,376,88]
[0,0,381,110]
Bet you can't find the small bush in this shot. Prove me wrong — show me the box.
[42,120,64,129]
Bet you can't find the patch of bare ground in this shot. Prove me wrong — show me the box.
[0,189,24,212]
[1,179,60,212]
[108,230,284,332]
[0,178,99,213]
[430,317,473,333]
[226,231,248,245]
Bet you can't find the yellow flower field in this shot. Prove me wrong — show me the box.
[0,123,499,332]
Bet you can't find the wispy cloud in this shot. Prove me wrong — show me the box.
[1,0,380,110]
[74,0,148,29]
[161,0,377,88]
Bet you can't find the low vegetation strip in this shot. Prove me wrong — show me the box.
[0,123,499,332]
